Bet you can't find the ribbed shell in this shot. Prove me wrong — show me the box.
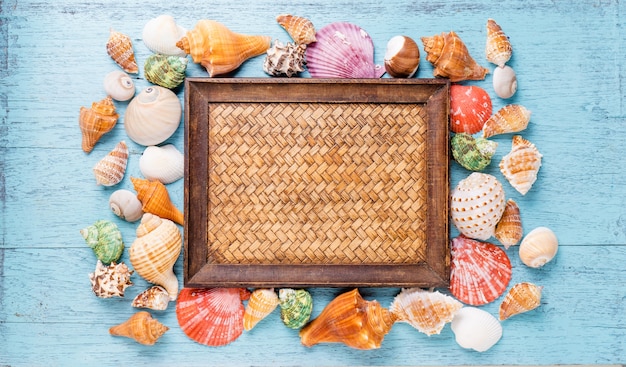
[132,285,170,311]
[451,307,502,352]
[124,86,182,146]
[79,96,119,153]
[279,288,313,329]
[494,199,523,249]
[139,145,184,184]
[80,219,124,264]
[93,141,128,186]
[89,260,133,298]
[499,282,542,320]
[276,14,316,45]
[421,31,489,82]
[144,54,188,89]
[109,311,169,346]
[390,288,462,336]
[243,288,279,331]
[131,177,184,225]
[106,29,138,74]
[449,85,492,134]
[142,15,187,57]
[519,226,558,268]
[482,104,531,138]
[263,40,306,77]
[500,135,542,195]
[451,133,498,172]
[486,19,512,68]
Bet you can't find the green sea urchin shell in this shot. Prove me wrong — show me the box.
[451,133,498,171]
[80,220,124,264]
[279,288,313,329]
[144,54,188,89]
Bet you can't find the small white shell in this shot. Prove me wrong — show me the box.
[124,86,182,146]
[109,189,143,222]
[519,226,558,268]
[103,70,135,101]
[142,15,187,57]
[139,144,184,184]
[493,65,517,99]
[451,307,502,352]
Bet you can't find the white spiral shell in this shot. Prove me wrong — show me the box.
[519,226,558,268]
[109,189,143,222]
[139,144,184,184]
[124,86,182,146]
[142,15,187,57]
[493,65,517,99]
[103,70,135,101]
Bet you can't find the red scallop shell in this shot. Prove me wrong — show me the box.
[449,85,492,134]
[176,287,250,346]
[449,236,512,306]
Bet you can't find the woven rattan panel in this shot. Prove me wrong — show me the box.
[206,102,428,265]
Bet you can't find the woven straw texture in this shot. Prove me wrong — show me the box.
[207,102,428,265]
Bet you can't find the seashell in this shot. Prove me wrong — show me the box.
[93,141,128,186]
[103,70,135,101]
[384,35,420,78]
[451,307,502,352]
[79,96,119,153]
[482,104,531,138]
[80,219,124,264]
[144,54,188,89]
[499,282,543,320]
[305,22,385,78]
[89,260,133,298]
[263,40,307,77]
[299,289,395,350]
[124,86,182,146]
[129,213,182,300]
[499,135,542,195]
[131,177,184,225]
[109,189,143,222]
[421,31,489,82]
[276,14,317,45]
[485,19,512,68]
[106,29,138,74]
[132,286,170,311]
[449,85,492,134]
[279,288,313,329]
[109,311,169,345]
[450,236,512,306]
[518,226,558,268]
[142,15,188,57]
[450,172,506,241]
[494,199,523,249]
[176,287,250,346]
[451,133,498,172]
[176,19,271,77]
[390,288,462,336]
[243,288,280,331]
[493,65,517,99]
[139,144,184,184]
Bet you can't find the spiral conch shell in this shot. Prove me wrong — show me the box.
[79,96,119,153]
[89,260,133,298]
[109,311,169,345]
[263,40,306,77]
[176,20,271,77]
[132,286,170,311]
[482,104,531,138]
[519,226,558,268]
[103,70,135,102]
[106,29,138,74]
[131,177,184,225]
[421,31,489,82]
[139,144,184,184]
[93,141,128,186]
[244,288,279,331]
[276,14,316,45]
[142,15,187,57]
[390,288,462,336]
[499,282,542,321]
[485,19,512,68]
[494,199,523,249]
[129,213,182,300]
[109,189,143,222]
[500,135,542,195]
[124,86,182,146]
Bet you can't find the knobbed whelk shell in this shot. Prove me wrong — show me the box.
[519,226,558,268]
[451,307,502,352]
[79,96,119,153]
[485,19,512,68]
[449,85,492,134]
[144,54,188,89]
[500,135,542,195]
[124,86,182,146]
[109,311,169,345]
[384,35,420,78]
[132,286,170,311]
[276,14,316,45]
[89,260,133,298]
[129,213,182,300]
[494,199,523,249]
[103,70,135,101]
[142,15,187,57]
[493,65,517,99]
[421,31,489,82]
[139,144,184,184]
[279,288,313,329]
[106,29,138,74]
[390,288,462,336]
[499,282,543,320]
[93,141,128,186]
[109,189,143,222]
[131,177,184,225]
[263,40,306,77]
[80,219,124,264]
[244,288,280,331]
[451,133,498,171]
[482,104,531,138]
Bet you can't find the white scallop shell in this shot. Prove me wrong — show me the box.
[103,70,135,101]
[142,15,187,57]
[519,226,558,268]
[451,307,502,352]
[493,65,517,99]
[109,189,143,222]
[139,144,184,184]
[124,86,182,146]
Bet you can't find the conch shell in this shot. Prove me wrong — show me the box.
[132,285,170,311]
[103,70,135,102]
[131,177,184,225]
[499,135,542,195]
[451,133,498,172]
[79,96,119,153]
[142,15,187,57]
[499,282,542,320]
[124,86,182,146]
[106,29,138,74]
[299,289,395,350]
[92,141,128,186]
[263,40,306,77]
[276,14,316,45]
[482,104,531,138]
[244,288,279,331]
[494,199,523,249]
[390,288,462,336]
[139,144,184,184]
[144,54,188,89]
[80,219,124,264]
[109,189,143,222]
[486,19,512,68]
[89,260,133,298]
[109,311,169,345]
[176,19,271,77]
[421,31,489,82]
[129,213,182,300]
[384,35,420,78]
[279,288,313,329]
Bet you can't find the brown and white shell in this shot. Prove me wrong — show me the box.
[89,260,133,298]
[494,199,523,249]
[390,288,462,336]
[499,282,543,320]
[276,14,316,45]
[499,135,542,195]
[384,35,420,78]
[485,19,512,67]
[263,40,306,77]
[106,29,138,74]
[132,285,170,311]
[482,104,531,138]
[93,141,128,186]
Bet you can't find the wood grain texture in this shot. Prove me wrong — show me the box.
[1,0,625,365]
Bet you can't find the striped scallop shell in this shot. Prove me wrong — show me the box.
[93,141,128,186]
[449,85,492,134]
[485,19,512,68]
[499,282,543,320]
[500,135,542,195]
[451,307,502,352]
[139,145,184,184]
[132,285,170,311]
[106,29,138,74]
[390,288,462,336]
[244,288,280,331]
[494,199,523,249]
[276,14,316,45]
[482,104,531,138]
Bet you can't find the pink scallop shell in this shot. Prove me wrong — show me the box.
[450,236,512,306]
[305,22,384,78]
[449,85,492,134]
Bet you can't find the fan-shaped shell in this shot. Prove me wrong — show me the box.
[79,96,119,153]
[276,14,316,45]
[305,22,385,78]
[384,35,420,78]
[139,145,184,184]
[109,311,169,345]
[124,86,182,146]
[494,199,523,249]
[176,288,250,346]
[89,260,133,298]
[493,65,517,99]
[486,19,512,68]
[144,54,188,89]
[421,31,489,82]
[519,226,558,268]
[451,133,498,172]
[132,286,170,311]
[263,40,306,77]
[106,29,138,74]
[499,282,542,320]
[131,177,184,225]
[142,15,187,57]
[390,288,462,336]
[80,219,124,264]
[482,104,531,138]
[279,288,313,329]
[450,236,512,306]
[109,189,143,222]
[449,85,492,134]
[450,172,506,241]
[244,288,279,331]
[93,141,128,186]
[103,70,135,101]
[451,307,502,352]
[500,135,542,195]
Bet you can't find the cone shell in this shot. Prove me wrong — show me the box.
[109,311,169,346]
[109,189,143,222]
[499,282,542,320]
[132,286,170,311]
[486,19,512,68]
[519,226,558,268]
[93,141,128,186]
[139,144,184,184]
[142,15,187,57]
[129,213,182,300]
[299,289,395,350]
[176,19,271,77]
[451,307,502,352]
[79,96,119,153]
[263,40,306,77]
[450,172,506,241]
[494,199,523,249]
[176,288,250,346]
[80,219,124,264]
[449,85,492,134]
[482,104,531,138]
[493,65,517,99]
[244,288,279,331]
[451,133,498,172]
[450,236,512,306]
[305,22,385,78]
[103,70,135,101]
[144,54,188,89]
[106,29,138,74]
[124,86,182,146]
[390,288,462,336]
[384,35,420,78]
[89,260,133,298]
[500,135,542,195]
[131,177,184,225]
[279,288,313,329]
[276,14,316,45]
[421,31,489,82]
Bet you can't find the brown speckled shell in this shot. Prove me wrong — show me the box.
[106,29,139,74]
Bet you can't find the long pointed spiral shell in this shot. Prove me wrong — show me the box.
[109,311,169,345]
[131,177,184,225]
[244,288,279,331]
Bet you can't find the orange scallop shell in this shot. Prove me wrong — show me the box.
[486,19,512,68]
[276,14,316,45]
[390,288,462,336]
[109,311,169,345]
[421,31,489,82]
[494,198,523,249]
[449,85,492,134]
[499,282,542,320]
[244,288,279,331]
[482,104,531,138]
[79,96,119,153]
[130,177,184,225]
[93,141,128,186]
[106,29,138,74]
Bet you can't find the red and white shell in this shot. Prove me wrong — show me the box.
[449,85,492,134]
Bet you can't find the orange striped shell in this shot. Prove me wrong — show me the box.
[499,135,542,195]
[93,141,128,186]
[131,177,184,225]
[485,19,512,67]
[494,199,523,248]
[106,29,138,74]
[243,288,279,331]
[276,14,316,45]
[421,31,489,82]
[499,282,542,320]
[482,104,531,138]
[79,96,119,153]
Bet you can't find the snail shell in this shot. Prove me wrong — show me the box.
[519,226,558,268]
[109,189,143,222]
[493,65,517,99]
[103,70,135,101]
[124,86,182,146]
[384,35,420,78]
[93,141,128,186]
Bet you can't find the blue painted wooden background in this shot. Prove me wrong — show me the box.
[1,0,625,365]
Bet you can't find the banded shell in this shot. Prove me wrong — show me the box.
[243,288,279,331]
[450,236,512,306]
[384,35,420,78]
[519,226,558,268]
[390,288,462,336]
[421,31,489,82]
[89,260,133,298]
[299,289,395,350]
[449,85,492,134]
[109,311,169,346]
[109,189,143,222]
[103,70,135,101]
[139,144,184,184]
[500,135,542,195]
[451,133,498,172]
[106,29,138,74]
[263,40,306,77]
[494,199,523,249]
[93,141,128,186]
[124,86,182,146]
[279,288,313,329]
[493,65,517,99]
[306,22,385,78]
[142,15,187,57]
[176,287,250,346]
[451,307,502,352]
[486,19,512,68]
[131,177,184,225]
[132,286,170,311]
[80,219,124,265]
[276,14,316,45]
[482,104,531,138]
[79,96,119,153]
[499,282,543,320]
[450,172,506,241]
[144,54,188,89]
